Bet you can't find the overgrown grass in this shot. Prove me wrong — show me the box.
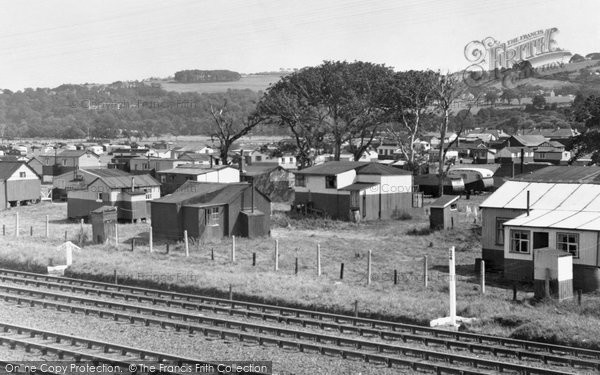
[1,199,600,349]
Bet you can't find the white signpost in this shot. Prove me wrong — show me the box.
[48,241,81,275]
[430,246,475,330]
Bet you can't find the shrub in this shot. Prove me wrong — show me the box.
[407,226,432,236]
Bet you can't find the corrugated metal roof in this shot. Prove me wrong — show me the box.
[480,181,530,208]
[339,182,378,191]
[154,181,250,206]
[356,163,411,176]
[158,165,230,175]
[295,162,368,175]
[430,195,460,208]
[511,166,600,183]
[99,174,160,188]
[503,182,555,210]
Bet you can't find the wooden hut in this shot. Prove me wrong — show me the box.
[429,195,459,230]
[90,206,117,244]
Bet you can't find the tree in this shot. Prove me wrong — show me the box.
[434,74,474,196]
[384,70,439,170]
[206,90,266,163]
[569,95,600,164]
[532,94,547,109]
[258,61,394,166]
[485,90,499,107]
[500,89,517,104]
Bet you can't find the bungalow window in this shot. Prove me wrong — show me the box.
[295,174,306,187]
[510,230,530,254]
[144,189,152,200]
[62,159,67,166]
[538,153,546,159]
[325,175,337,189]
[160,175,166,183]
[495,218,509,245]
[19,172,25,178]
[208,207,219,225]
[255,156,262,162]
[96,193,104,202]
[557,233,579,258]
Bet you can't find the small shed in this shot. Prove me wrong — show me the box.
[240,210,268,238]
[533,247,573,301]
[90,206,117,244]
[429,195,460,230]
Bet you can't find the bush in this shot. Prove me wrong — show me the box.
[407,226,432,236]
[393,210,412,221]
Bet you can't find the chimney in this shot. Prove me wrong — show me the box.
[131,177,135,192]
[520,148,524,174]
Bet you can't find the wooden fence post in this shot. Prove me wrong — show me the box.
[184,230,189,257]
[545,268,551,298]
[149,228,153,253]
[295,257,298,275]
[317,243,321,276]
[229,284,233,300]
[367,250,372,285]
[423,255,428,288]
[274,239,279,271]
[211,248,214,261]
[131,238,135,252]
[480,260,485,294]
[113,269,118,285]
[513,284,517,301]
[2,224,5,236]
[340,263,344,280]
[114,222,118,247]
[45,215,49,238]
[252,252,256,266]
[231,235,236,263]
[394,269,398,285]
[354,300,358,318]
[30,226,33,237]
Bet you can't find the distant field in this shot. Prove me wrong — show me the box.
[154,75,284,94]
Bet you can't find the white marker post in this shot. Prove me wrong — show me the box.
[317,243,321,276]
[149,228,153,253]
[15,212,19,237]
[184,230,189,257]
[231,235,236,263]
[449,246,456,327]
[367,250,372,285]
[45,215,49,238]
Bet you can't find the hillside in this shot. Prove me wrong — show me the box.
[151,74,284,94]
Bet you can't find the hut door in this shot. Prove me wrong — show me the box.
[350,191,359,209]
[533,232,549,250]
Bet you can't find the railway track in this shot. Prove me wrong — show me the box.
[0,269,597,374]
[0,322,247,375]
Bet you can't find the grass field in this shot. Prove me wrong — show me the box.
[152,75,284,94]
[1,199,600,350]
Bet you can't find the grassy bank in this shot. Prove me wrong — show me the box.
[1,200,600,350]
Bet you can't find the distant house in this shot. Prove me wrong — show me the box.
[177,152,214,165]
[471,146,496,164]
[533,141,571,164]
[27,156,45,178]
[128,157,188,174]
[376,142,400,160]
[156,165,240,195]
[521,127,579,143]
[246,149,297,169]
[151,181,271,241]
[67,173,161,221]
[505,135,548,148]
[171,146,214,159]
[53,168,132,200]
[495,147,535,164]
[0,162,41,208]
[56,150,104,168]
[294,162,421,221]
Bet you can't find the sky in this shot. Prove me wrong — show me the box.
[0,0,599,90]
